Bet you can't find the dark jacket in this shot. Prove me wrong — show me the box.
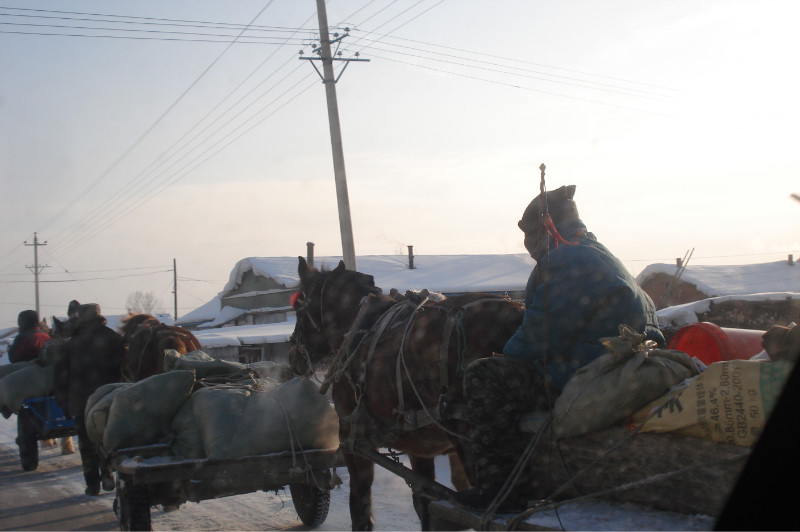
[8,327,51,363]
[503,218,664,391]
[53,316,125,418]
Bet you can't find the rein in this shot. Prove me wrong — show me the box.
[314,293,514,442]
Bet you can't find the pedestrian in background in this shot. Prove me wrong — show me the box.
[8,310,50,363]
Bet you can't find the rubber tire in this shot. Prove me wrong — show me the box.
[289,483,330,528]
[116,479,152,531]
[17,412,39,471]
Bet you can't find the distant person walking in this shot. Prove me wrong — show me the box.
[54,304,125,496]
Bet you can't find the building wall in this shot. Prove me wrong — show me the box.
[204,342,291,365]
[220,270,294,311]
[660,297,800,345]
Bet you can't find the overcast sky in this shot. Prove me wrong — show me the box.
[1,0,799,328]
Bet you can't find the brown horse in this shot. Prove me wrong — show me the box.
[120,313,202,382]
[290,257,524,530]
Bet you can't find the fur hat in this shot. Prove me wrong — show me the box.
[67,300,80,316]
[76,303,104,325]
[518,185,580,233]
[17,310,39,331]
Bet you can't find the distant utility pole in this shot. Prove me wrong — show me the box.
[24,232,49,317]
[172,258,178,321]
[301,0,369,271]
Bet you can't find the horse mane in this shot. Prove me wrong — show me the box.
[119,312,159,341]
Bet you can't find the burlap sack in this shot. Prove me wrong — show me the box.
[103,370,195,451]
[0,363,54,418]
[164,349,247,378]
[85,383,130,445]
[761,323,800,363]
[248,361,292,382]
[629,359,793,446]
[197,377,339,460]
[170,396,206,459]
[0,360,36,380]
[553,325,697,439]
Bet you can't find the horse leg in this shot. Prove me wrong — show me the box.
[408,455,436,531]
[344,450,375,531]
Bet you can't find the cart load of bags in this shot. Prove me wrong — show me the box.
[84,350,340,460]
[0,360,53,419]
[548,323,796,447]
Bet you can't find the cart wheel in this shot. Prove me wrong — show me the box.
[116,479,152,531]
[289,483,330,528]
[16,411,39,471]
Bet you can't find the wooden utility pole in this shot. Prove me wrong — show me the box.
[24,232,48,317]
[172,258,178,321]
[302,0,368,271]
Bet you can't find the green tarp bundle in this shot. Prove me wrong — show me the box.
[0,363,53,418]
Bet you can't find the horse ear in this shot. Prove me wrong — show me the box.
[334,260,346,272]
[298,256,314,284]
[298,256,309,273]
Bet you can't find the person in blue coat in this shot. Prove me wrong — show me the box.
[455,184,664,511]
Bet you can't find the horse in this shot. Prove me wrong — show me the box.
[120,313,202,382]
[290,257,525,530]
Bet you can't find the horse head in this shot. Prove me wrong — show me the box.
[119,312,159,343]
[290,256,380,375]
[51,316,73,339]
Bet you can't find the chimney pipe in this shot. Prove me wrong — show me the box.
[789,254,794,266]
[676,257,683,268]
[408,245,415,270]
[306,242,315,267]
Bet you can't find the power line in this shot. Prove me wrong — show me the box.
[38,0,279,239]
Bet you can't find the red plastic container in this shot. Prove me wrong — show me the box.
[667,322,766,365]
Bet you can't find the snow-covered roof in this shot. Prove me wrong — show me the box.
[637,260,800,297]
[221,254,535,296]
[192,317,297,348]
[656,291,800,329]
[176,296,222,326]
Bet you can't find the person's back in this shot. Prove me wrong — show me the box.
[8,310,51,363]
[53,303,123,495]
[502,214,663,391]
[55,304,124,418]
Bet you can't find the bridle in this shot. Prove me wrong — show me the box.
[292,275,335,372]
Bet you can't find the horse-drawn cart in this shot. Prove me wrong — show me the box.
[104,443,340,531]
[16,395,77,471]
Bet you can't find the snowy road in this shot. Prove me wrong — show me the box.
[0,413,431,531]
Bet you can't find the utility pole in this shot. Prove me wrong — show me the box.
[301,0,368,271]
[172,258,178,321]
[24,232,49,317]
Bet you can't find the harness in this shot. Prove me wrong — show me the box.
[304,292,513,449]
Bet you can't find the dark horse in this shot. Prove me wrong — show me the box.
[290,257,524,530]
[119,313,202,382]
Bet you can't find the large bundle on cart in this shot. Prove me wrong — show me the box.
[0,360,53,418]
[85,352,338,458]
[85,352,341,531]
[430,323,796,529]
[531,327,792,509]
